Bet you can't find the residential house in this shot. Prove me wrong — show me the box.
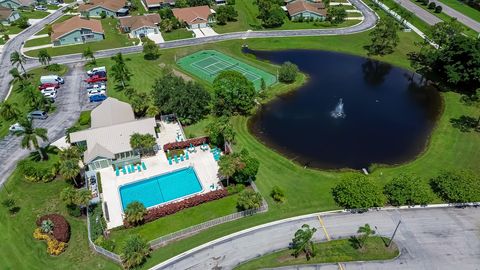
[172,5,214,29]
[51,16,104,46]
[142,0,174,10]
[0,6,19,24]
[118,13,160,38]
[286,0,327,20]
[78,0,127,18]
[0,0,35,9]
[70,98,158,171]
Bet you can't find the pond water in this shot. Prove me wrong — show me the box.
[247,49,442,170]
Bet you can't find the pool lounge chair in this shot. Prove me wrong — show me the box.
[130,164,136,173]
[180,155,184,161]
[137,164,142,172]
[115,166,120,176]
[185,152,189,160]
[122,166,127,175]
[174,155,179,163]
[127,165,132,174]
[168,157,172,165]
[142,162,147,170]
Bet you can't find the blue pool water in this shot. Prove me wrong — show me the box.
[119,167,202,210]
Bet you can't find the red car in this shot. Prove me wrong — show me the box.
[85,75,107,83]
[38,82,60,90]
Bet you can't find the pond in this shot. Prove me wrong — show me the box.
[247,49,442,170]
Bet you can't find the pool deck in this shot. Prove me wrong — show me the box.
[100,121,220,229]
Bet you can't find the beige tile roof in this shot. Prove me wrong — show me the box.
[51,16,104,41]
[286,0,326,17]
[78,0,125,12]
[143,0,174,7]
[90,98,135,128]
[119,13,161,31]
[172,5,212,26]
[0,7,14,20]
[16,0,35,6]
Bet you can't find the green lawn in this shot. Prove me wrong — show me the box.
[0,65,69,139]
[376,0,433,34]
[235,237,399,270]
[108,194,239,253]
[409,0,479,37]
[0,24,26,35]
[437,0,480,22]
[36,15,75,35]
[0,151,118,270]
[24,36,51,47]
[25,18,137,57]
[129,0,148,15]
[162,28,194,41]
[19,10,50,19]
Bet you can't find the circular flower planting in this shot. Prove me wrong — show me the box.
[33,214,70,255]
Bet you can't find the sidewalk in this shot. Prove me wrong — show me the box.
[22,43,53,52]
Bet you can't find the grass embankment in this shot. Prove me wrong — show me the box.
[0,151,118,270]
[235,237,399,270]
[0,65,68,139]
[213,0,362,33]
[162,28,193,41]
[436,0,480,22]
[19,10,50,19]
[25,18,136,57]
[24,36,51,47]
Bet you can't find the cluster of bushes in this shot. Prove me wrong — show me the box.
[163,137,208,151]
[418,0,443,12]
[332,170,479,210]
[17,159,57,183]
[36,214,71,243]
[237,189,263,210]
[89,204,116,252]
[226,183,246,194]
[124,189,228,227]
[33,228,68,256]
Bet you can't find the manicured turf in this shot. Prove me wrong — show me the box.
[162,28,194,41]
[25,18,137,57]
[0,65,68,139]
[24,36,51,47]
[177,50,276,90]
[235,237,399,269]
[19,10,50,19]
[436,0,480,22]
[0,151,118,270]
[375,0,433,34]
[108,193,239,253]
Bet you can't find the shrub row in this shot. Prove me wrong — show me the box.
[33,228,68,256]
[18,160,57,183]
[163,137,208,151]
[124,189,228,226]
[36,214,71,243]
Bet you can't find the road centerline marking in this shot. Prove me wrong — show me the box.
[317,215,331,241]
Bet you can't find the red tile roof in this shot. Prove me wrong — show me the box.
[119,13,161,31]
[286,0,326,17]
[172,5,212,26]
[78,0,125,12]
[51,16,104,41]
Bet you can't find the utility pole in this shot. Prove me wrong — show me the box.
[388,220,401,247]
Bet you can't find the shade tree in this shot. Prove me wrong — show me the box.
[331,174,386,209]
[213,70,256,116]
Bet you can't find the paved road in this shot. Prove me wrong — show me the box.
[0,63,89,186]
[431,0,480,32]
[151,207,480,270]
[393,0,442,25]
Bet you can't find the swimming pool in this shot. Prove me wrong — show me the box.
[119,167,203,210]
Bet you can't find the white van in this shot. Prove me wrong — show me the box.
[40,75,64,85]
[87,66,106,76]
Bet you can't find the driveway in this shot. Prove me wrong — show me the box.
[151,207,480,270]
[192,28,205,38]
[202,27,219,37]
[0,63,87,186]
[147,32,165,43]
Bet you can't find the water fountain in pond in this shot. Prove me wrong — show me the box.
[331,98,346,119]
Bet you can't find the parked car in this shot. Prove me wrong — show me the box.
[89,94,107,102]
[91,71,107,78]
[85,75,107,83]
[41,87,57,95]
[86,83,106,91]
[9,123,24,133]
[28,110,48,120]
[87,66,106,76]
[88,89,106,96]
[35,5,48,11]
[39,82,59,90]
[40,75,64,85]
[43,91,57,99]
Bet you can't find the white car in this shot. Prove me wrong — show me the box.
[35,5,47,11]
[86,83,106,91]
[9,123,25,133]
[88,89,106,96]
[41,87,57,95]
[43,91,57,99]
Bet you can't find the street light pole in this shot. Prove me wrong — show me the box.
[388,220,402,247]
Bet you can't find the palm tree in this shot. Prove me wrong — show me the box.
[124,201,147,225]
[38,49,51,67]
[0,101,20,120]
[218,154,238,186]
[357,223,376,248]
[14,118,48,160]
[82,47,96,64]
[59,146,82,161]
[110,53,132,89]
[121,234,150,269]
[22,85,43,110]
[10,51,27,74]
[58,158,81,186]
[146,105,160,118]
[9,67,29,90]
[291,224,317,260]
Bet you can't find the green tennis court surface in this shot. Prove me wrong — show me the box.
[177,50,276,90]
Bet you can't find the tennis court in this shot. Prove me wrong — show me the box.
[177,50,276,91]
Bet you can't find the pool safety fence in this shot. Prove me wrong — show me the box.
[86,209,122,264]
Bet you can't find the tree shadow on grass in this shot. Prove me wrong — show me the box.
[449,116,478,133]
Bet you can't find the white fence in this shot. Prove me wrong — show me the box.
[86,209,122,264]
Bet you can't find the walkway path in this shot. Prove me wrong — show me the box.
[150,207,480,270]
[22,43,53,52]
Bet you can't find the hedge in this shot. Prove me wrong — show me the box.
[36,214,71,243]
[163,137,208,151]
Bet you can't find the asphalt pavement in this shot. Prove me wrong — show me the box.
[393,0,442,25]
[151,207,480,270]
[430,0,480,32]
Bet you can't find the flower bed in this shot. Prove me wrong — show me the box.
[33,228,68,256]
[163,137,208,151]
[124,189,228,227]
[36,214,71,243]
